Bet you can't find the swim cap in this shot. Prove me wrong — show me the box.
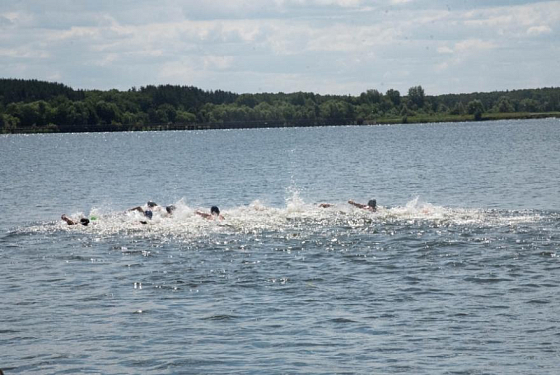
[368,199,377,208]
[211,206,220,215]
[144,210,153,219]
[166,205,176,214]
[80,218,90,226]
[147,201,158,208]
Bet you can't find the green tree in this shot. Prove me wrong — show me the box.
[385,89,401,106]
[379,98,394,114]
[52,100,73,125]
[235,94,258,108]
[519,98,540,112]
[176,110,196,123]
[437,103,450,113]
[289,92,306,106]
[95,100,121,124]
[450,102,466,115]
[320,100,351,123]
[295,104,316,123]
[279,103,296,121]
[355,104,376,122]
[68,101,94,125]
[408,85,425,108]
[253,102,271,121]
[1,114,20,133]
[495,96,515,113]
[359,89,382,105]
[400,104,414,117]
[467,100,484,120]
[20,102,41,126]
[5,102,22,118]
[156,104,177,123]
[121,111,136,125]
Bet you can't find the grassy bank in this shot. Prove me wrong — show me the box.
[375,112,560,125]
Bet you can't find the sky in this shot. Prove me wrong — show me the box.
[0,0,558,96]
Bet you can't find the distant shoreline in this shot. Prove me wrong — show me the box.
[3,112,559,134]
[2,78,559,134]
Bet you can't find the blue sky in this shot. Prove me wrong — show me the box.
[0,0,558,95]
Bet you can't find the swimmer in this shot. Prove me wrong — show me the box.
[129,201,158,214]
[196,206,224,220]
[165,205,176,216]
[128,201,160,224]
[318,203,334,208]
[348,199,377,212]
[130,201,175,216]
[61,214,90,226]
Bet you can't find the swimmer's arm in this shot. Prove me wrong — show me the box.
[61,214,76,225]
[319,203,334,208]
[196,210,212,219]
[348,200,367,209]
[128,206,144,213]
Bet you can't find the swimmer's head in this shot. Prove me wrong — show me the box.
[80,218,90,226]
[144,210,153,219]
[210,206,220,215]
[166,205,176,214]
[368,199,377,208]
[147,201,158,208]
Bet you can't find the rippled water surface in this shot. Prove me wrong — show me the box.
[1,119,560,374]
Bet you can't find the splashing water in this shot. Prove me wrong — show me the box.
[16,194,546,244]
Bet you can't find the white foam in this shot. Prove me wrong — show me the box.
[20,195,545,241]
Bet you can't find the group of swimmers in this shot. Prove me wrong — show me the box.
[128,201,179,224]
[61,201,225,226]
[60,199,376,226]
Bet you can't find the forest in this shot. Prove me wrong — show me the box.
[1,78,559,133]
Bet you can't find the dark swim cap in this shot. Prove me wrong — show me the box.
[80,218,90,226]
[210,206,220,215]
[144,210,153,219]
[368,199,377,208]
[166,205,176,214]
[147,201,158,208]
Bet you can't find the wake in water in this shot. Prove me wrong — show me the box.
[17,194,547,242]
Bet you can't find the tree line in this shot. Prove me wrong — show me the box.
[1,78,559,133]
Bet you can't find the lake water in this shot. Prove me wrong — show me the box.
[1,118,559,374]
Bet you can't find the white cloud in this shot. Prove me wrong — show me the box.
[390,0,414,4]
[306,24,398,53]
[0,11,27,23]
[437,46,454,54]
[432,39,496,71]
[0,0,558,95]
[48,26,101,42]
[314,0,362,7]
[95,53,119,67]
[0,47,49,58]
[455,39,496,53]
[435,61,449,71]
[527,25,552,36]
[463,1,560,38]
[203,56,234,70]
[158,60,199,82]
